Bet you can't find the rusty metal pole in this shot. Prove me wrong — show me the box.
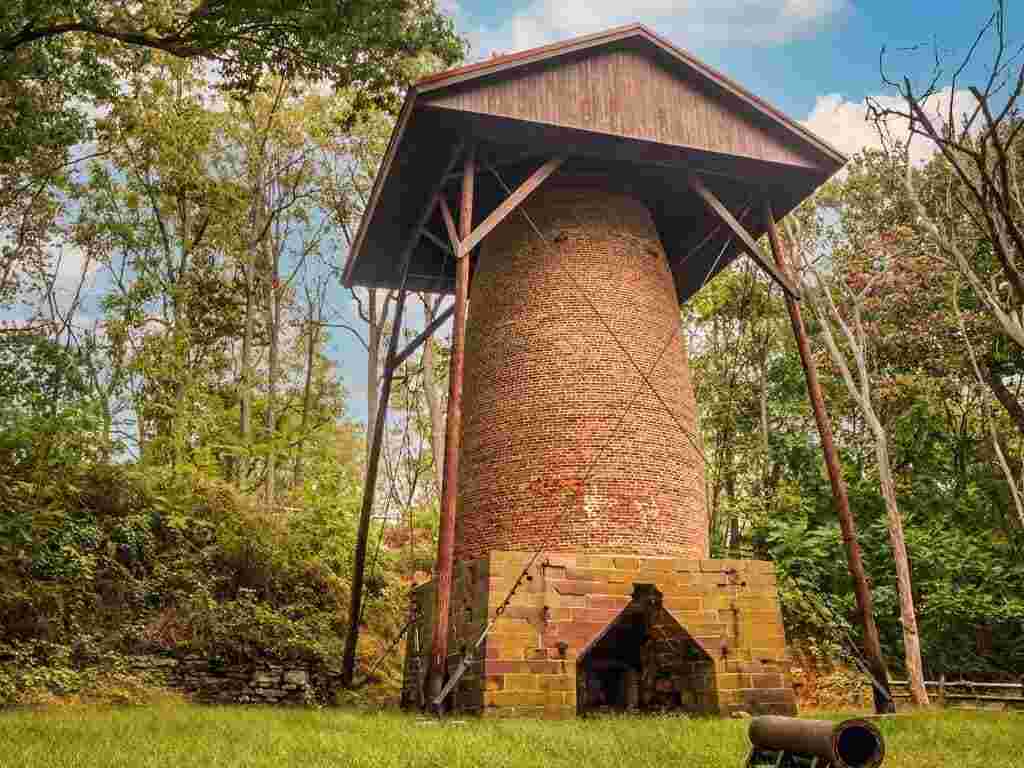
[763,201,894,714]
[428,146,476,707]
[340,265,410,688]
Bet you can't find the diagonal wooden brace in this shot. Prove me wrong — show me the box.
[687,172,801,299]
[387,303,455,373]
[455,156,566,259]
[439,195,460,253]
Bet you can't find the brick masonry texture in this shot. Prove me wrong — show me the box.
[456,180,707,561]
[406,178,795,718]
[405,553,796,719]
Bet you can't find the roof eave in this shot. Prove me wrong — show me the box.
[341,87,421,288]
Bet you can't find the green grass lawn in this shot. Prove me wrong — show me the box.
[0,703,1020,768]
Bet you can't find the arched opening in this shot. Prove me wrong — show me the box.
[577,584,718,715]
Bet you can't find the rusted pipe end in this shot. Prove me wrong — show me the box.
[833,718,885,768]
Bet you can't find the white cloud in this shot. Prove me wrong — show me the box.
[461,0,849,59]
[801,87,978,166]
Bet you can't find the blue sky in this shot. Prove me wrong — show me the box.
[7,2,1013,434]
[316,0,1007,423]
[445,1,1006,155]
[319,1,1017,426]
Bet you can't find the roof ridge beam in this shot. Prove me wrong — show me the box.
[456,156,567,259]
[686,172,801,300]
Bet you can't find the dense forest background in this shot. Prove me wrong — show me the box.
[1,1,1022,705]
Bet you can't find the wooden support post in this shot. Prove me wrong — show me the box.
[763,201,894,714]
[428,146,476,707]
[689,173,800,299]
[340,269,410,688]
[341,142,463,688]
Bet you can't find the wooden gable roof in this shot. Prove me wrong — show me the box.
[417,25,844,170]
[342,25,845,301]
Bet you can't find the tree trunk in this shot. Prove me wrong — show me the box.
[727,516,741,558]
[294,300,319,489]
[724,442,739,555]
[758,326,772,494]
[238,163,264,488]
[421,295,446,498]
[263,236,280,509]
[869,420,930,707]
[983,362,1024,440]
[239,244,257,486]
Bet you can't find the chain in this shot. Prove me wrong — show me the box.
[431,170,736,709]
[353,612,416,690]
[791,578,892,705]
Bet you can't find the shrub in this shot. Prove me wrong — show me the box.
[0,462,405,705]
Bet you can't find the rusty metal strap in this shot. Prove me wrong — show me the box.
[352,616,415,690]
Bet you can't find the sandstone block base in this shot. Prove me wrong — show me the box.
[402,552,796,718]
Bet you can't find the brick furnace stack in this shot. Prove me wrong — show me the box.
[403,178,796,718]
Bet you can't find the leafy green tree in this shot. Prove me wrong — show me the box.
[1,0,462,157]
[70,61,241,466]
[0,334,108,470]
[1,0,462,315]
[686,259,784,553]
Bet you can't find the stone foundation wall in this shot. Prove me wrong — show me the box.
[129,654,336,704]
[404,552,796,719]
[403,558,491,711]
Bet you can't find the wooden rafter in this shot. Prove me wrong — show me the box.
[422,228,453,256]
[439,196,460,252]
[456,156,566,259]
[687,173,801,300]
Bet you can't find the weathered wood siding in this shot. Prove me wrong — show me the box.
[423,48,819,169]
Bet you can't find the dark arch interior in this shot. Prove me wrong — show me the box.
[577,584,718,715]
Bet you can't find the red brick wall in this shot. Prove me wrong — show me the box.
[455,180,708,561]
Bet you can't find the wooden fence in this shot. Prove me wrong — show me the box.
[889,678,1024,710]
